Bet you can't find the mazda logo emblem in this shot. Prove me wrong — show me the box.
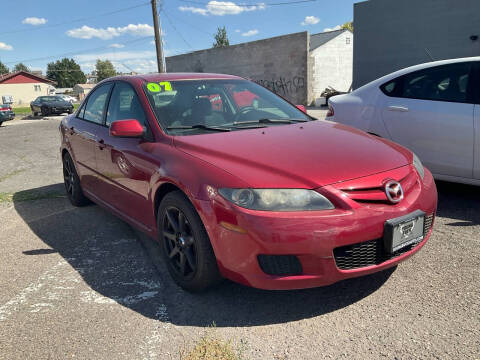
[384,180,404,203]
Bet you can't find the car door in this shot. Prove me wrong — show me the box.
[94,81,156,230]
[380,62,475,179]
[67,83,112,192]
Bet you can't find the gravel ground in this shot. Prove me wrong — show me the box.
[0,115,478,359]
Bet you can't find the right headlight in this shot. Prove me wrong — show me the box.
[412,153,425,179]
[218,188,335,211]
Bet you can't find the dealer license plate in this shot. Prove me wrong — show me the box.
[384,210,425,253]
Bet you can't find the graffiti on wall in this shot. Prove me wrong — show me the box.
[255,76,305,96]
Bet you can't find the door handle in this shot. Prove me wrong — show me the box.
[388,105,409,112]
[98,139,106,150]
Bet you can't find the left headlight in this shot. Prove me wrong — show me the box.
[218,188,335,211]
[412,153,425,179]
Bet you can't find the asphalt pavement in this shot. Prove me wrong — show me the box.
[0,115,478,359]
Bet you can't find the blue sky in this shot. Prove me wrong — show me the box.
[0,0,356,74]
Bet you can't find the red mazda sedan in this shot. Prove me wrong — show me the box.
[59,73,437,292]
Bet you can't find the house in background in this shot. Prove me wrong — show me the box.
[86,71,98,84]
[73,83,95,100]
[0,71,56,106]
[310,29,353,103]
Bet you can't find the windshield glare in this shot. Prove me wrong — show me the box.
[143,79,310,135]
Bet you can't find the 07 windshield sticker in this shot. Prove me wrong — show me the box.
[147,81,173,93]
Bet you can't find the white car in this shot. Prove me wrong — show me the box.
[57,94,77,103]
[327,57,480,186]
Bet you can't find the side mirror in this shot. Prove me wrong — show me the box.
[110,119,144,138]
[296,105,307,113]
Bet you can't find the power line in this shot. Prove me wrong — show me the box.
[162,10,195,50]
[0,2,151,35]
[178,0,319,7]
[165,11,212,36]
[4,36,154,65]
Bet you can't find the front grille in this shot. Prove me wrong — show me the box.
[340,172,417,205]
[333,213,434,270]
[257,255,302,276]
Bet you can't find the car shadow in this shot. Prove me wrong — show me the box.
[14,183,395,327]
[435,180,480,226]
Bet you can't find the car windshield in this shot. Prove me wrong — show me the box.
[143,79,311,135]
[39,96,64,102]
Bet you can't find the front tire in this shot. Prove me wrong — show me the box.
[63,152,90,207]
[158,191,222,292]
[41,107,50,116]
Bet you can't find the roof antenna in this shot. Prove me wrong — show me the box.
[424,48,434,61]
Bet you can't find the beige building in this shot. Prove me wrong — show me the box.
[0,71,56,106]
[73,83,95,100]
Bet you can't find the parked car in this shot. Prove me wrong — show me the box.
[30,96,74,116]
[57,94,77,103]
[0,104,15,126]
[326,57,480,186]
[60,73,437,292]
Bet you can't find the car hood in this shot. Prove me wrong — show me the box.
[173,120,412,188]
[47,101,71,107]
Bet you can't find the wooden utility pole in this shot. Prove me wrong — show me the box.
[151,0,165,73]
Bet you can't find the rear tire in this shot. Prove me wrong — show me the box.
[157,191,222,292]
[62,152,90,207]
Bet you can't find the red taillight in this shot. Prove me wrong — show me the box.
[0,107,8,111]
[326,104,334,117]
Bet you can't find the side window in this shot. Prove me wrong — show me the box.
[401,63,471,103]
[106,82,147,127]
[83,84,112,124]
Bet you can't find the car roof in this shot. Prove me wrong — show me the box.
[109,72,245,83]
[357,56,480,92]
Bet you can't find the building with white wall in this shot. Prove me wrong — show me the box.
[310,29,353,102]
[0,71,56,106]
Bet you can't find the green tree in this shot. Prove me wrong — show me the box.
[0,61,8,75]
[13,63,29,72]
[341,21,353,32]
[213,26,229,48]
[95,59,116,82]
[46,58,86,87]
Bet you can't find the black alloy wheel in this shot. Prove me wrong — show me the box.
[158,191,222,292]
[163,206,197,279]
[41,107,50,116]
[62,153,90,206]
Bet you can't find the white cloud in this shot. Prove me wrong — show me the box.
[241,29,258,37]
[179,1,265,16]
[301,16,319,26]
[66,23,154,40]
[323,25,342,32]
[109,43,125,48]
[0,42,13,51]
[22,17,47,25]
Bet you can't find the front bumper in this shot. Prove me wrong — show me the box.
[194,168,437,290]
[51,107,73,114]
[0,111,15,121]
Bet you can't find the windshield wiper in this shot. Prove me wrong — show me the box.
[232,118,308,126]
[166,124,231,132]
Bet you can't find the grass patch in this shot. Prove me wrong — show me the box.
[0,190,65,204]
[0,169,25,183]
[181,335,243,360]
